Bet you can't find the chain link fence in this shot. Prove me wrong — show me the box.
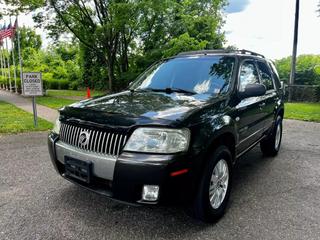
[285,84,320,102]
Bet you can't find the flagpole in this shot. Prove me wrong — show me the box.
[5,38,12,91]
[1,45,8,90]
[0,46,4,89]
[4,29,12,92]
[1,47,6,89]
[16,16,23,95]
[10,18,18,93]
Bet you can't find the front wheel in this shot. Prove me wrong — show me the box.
[190,145,232,223]
[260,116,283,156]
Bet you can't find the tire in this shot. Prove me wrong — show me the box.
[189,145,232,223]
[260,116,283,157]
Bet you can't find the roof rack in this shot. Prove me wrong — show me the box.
[177,49,265,58]
[238,49,265,58]
[178,49,231,56]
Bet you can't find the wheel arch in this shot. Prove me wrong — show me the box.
[205,130,236,162]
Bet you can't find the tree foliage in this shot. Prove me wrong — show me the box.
[5,0,227,91]
[0,27,82,90]
[275,55,320,85]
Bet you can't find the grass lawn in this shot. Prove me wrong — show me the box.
[46,89,107,98]
[284,103,320,122]
[0,101,53,134]
[36,96,77,110]
[36,89,107,110]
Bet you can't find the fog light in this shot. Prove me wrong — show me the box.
[142,185,159,201]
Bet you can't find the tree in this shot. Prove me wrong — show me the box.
[12,26,42,64]
[163,33,208,57]
[275,54,320,85]
[5,0,227,91]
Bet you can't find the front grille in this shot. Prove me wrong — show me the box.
[60,123,128,157]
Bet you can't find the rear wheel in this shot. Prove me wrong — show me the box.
[190,145,232,223]
[260,116,283,156]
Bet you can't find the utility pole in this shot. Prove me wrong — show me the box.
[288,0,300,102]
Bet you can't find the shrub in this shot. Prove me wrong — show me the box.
[42,79,70,90]
[69,81,79,90]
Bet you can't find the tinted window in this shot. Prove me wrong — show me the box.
[131,56,235,96]
[257,61,274,90]
[239,60,259,92]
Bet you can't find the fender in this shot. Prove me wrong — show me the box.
[190,113,238,159]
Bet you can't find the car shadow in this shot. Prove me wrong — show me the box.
[53,146,276,238]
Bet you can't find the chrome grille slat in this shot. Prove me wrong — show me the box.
[117,135,123,157]
[76,127,80,148]
[87,130,92,151]
[97,132,103,153]
[66,125,71,144]
[109,133,114,155]
[60,124,66,141]
[122,135,127,147]
[100,132,106,153]
[113,134,119,156]
[75,127,81,147]
[71,126,77,146]
[105,133,111,154]
[63,124,68,143]
[60,123,127,157]
[94,132,100,152]
[69,125,74,144]
[90,130,95,151]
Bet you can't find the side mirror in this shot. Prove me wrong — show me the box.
[239,83,266,99]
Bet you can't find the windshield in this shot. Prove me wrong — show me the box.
[131,56,235,96]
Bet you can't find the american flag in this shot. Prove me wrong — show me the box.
[0,20,17,40]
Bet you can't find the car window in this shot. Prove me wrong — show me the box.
[257,61,274,90]
[131,56,235,96]
[239,60,259,92]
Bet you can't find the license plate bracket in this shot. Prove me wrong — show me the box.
[64,157,92,183]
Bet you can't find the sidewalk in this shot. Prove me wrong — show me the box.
[0,90,58,123]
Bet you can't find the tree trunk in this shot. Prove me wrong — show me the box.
[107,60,114,91]
[121,34,129,73]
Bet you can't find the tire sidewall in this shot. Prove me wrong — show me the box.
[196,145,233,222]
[274,116,283,152]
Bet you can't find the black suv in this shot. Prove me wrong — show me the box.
[48,49,284,222]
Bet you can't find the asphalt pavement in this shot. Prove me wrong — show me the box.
[0,119,319,240]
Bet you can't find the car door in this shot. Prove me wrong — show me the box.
[235,59,266,154]
[256,60,279,131]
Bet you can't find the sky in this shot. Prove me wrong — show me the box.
[1,0,320,60]
[224,0,320,59]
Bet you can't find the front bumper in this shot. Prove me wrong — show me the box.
[48,132,197,205]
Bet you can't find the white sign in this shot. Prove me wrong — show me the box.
[22,72,43,96]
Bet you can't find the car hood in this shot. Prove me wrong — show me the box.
[62,90,213,125]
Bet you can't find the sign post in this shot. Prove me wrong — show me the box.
[22,72,43,127]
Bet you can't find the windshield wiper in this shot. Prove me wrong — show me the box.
[141,87,196,95]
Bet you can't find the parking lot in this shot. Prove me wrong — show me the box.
[0,119,320,240]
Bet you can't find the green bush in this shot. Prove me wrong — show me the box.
[43,79,69,90]
[69,81,79,90]
[315,86,320,102]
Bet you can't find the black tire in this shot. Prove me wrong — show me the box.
[260,116,283,157]
[189,145,232,223]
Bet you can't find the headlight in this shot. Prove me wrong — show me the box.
[52,114,61,134]
[124,128,190,153]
